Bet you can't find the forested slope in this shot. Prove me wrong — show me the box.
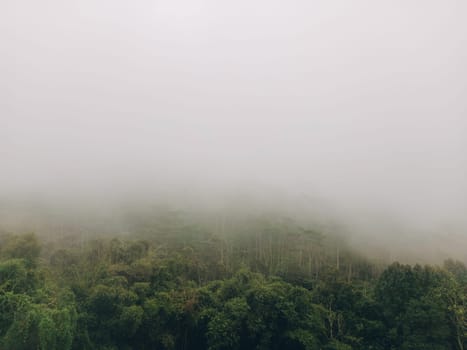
[1,214,466,350]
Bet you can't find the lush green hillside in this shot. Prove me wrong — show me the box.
[1,215,466,350]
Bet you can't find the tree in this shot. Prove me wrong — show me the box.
[1,233,41,268]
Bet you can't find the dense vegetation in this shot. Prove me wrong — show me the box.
[1,212,466,349]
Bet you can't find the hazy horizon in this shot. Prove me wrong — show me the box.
[2,0,466,240]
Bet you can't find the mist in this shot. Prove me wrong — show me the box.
[2,0,467,260]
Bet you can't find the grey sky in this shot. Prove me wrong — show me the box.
[1,0,466,228]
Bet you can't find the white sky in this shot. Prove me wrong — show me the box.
[1,0,466,227]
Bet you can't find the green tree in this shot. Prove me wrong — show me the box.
[1,233,41,268]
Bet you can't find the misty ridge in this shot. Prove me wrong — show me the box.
[0,188,466,265]
[1,1,467,349]
[1,0,466,262]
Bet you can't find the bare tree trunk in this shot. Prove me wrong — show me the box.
[308,251,312,276]
[336,247,340,271]
[347,262,352,283]
[299,248,303,269]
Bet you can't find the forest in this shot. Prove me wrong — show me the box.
[3,0,466,348]
[1,210,466,350]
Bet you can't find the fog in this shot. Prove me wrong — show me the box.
[1,0,467,258]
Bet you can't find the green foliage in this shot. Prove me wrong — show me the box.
[375,263,462,349]
[118,305,144,337]
[2,301,38,350]
[1,233,41,268]
[1,226,467,350]
[0,295,77,350]
[0,259,30,293]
